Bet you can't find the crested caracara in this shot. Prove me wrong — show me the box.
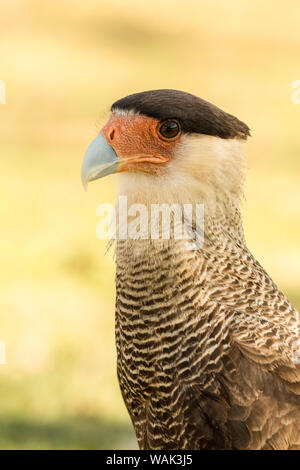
[81,89,300,450]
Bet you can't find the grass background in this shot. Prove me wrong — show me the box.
[0,0,299,449]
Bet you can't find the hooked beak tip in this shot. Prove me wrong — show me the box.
[82,180,88,192]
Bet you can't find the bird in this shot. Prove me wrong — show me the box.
[81,89,300,450]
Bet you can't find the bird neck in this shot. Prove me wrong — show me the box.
[114,189,246,253]
[205,195,246,247]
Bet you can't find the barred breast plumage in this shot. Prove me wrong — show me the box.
[115,223,300,450]
[81,89,300,450]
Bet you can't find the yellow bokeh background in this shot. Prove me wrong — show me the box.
[0,0,299,449]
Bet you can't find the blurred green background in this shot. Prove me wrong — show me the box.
[0,0,299,449]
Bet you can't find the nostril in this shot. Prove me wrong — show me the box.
[109,129,115,141]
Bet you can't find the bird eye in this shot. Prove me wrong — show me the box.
[158,120,181,140]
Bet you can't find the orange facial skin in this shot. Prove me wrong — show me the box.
[101,113,182,175]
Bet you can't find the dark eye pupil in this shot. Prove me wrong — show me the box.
[159,121,180,139]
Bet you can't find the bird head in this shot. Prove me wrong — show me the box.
[82,89,250,206]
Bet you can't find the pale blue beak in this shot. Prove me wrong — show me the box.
[81,134,120,190]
